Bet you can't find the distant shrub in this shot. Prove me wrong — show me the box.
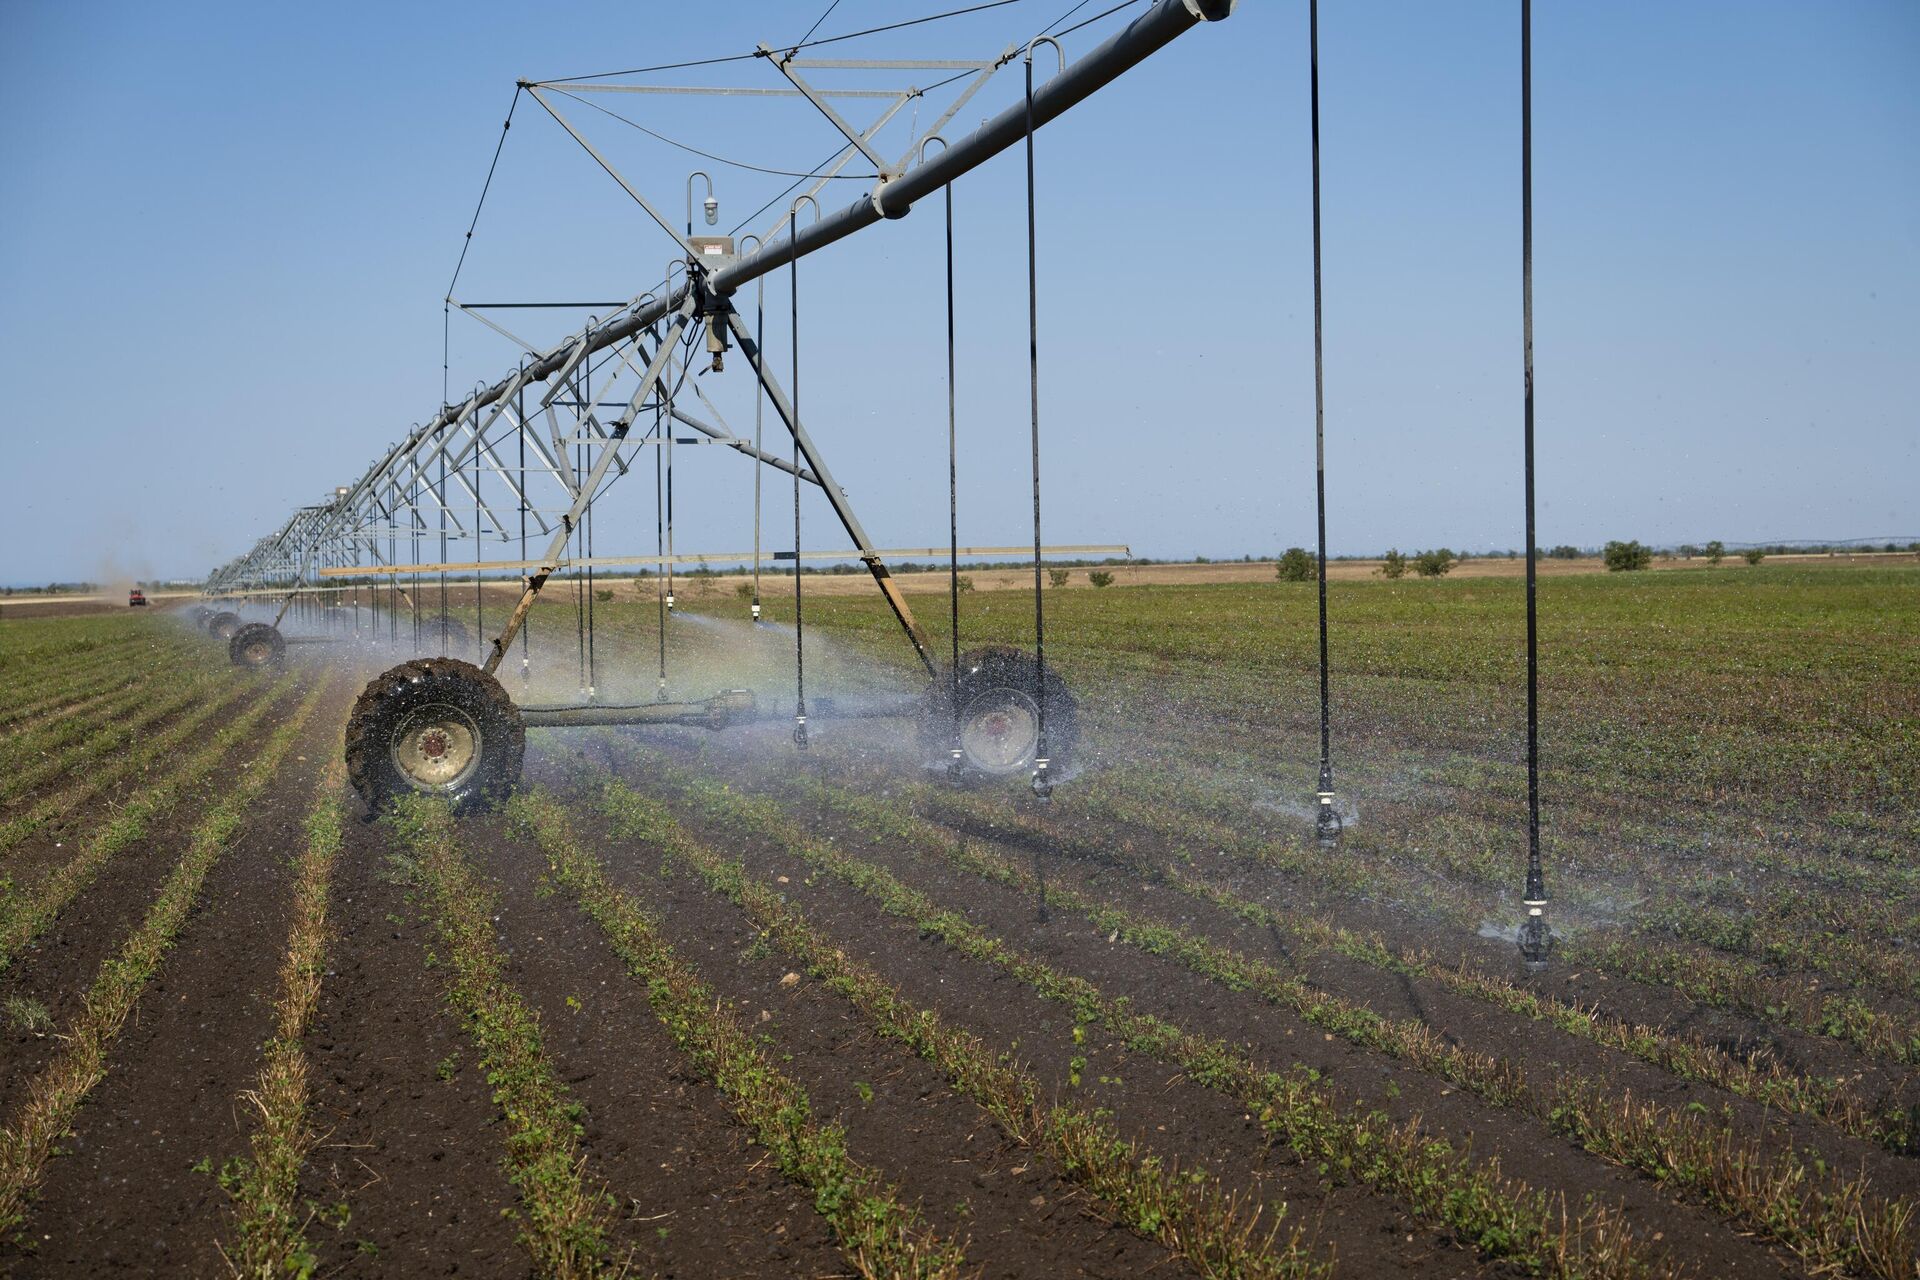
[1549,545,1581,560]
[735,581,754,601]
[1603,540,1652,572]
[1379,549,1407,579]
[956,575,976,592]
[1743,548,1765,565]
[1275,548,1315,582]
[1413,548,1456,578]
[1704,540,1725,565]
[594,589,613,603]
[1048,568,1070,588]
[1678,544,1700,560]
[1088,570,1115,588]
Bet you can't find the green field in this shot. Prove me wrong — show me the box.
[1,567,1916,1278]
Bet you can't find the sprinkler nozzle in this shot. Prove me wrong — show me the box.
[1517,905,1552,971]
[1030,757,1053,802]
[665,594,676,611]
[793,714,809,750]
[1315,791,1342,846]
[750,601,761,622]
[587,685,596,703]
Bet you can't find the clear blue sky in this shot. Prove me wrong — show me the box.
[2,0,1915,586]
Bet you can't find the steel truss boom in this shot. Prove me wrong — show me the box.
[204,0,1233,656]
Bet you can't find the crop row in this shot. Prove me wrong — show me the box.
[0,673,262,857]
[502,791,974,1279]
[385,797,621,1277]
[0,680,324,1237]
[0,672,297,973]
[895,753,1920,1070]
[0,664,232,805]
[881,772,1920,1137]
[517,786,1332,1280]
[566,759,1655,1280]
[0,654,173,774]
[778,766,1914,1153]
[1070,751,1920,999]
[615,746,1916,1280]
[214,759,346,1278]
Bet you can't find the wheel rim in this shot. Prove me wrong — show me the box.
[243,640,273,666]
[958,689,1040,775]
[391,702,482,790]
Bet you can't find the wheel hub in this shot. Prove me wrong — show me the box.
[391,704,481,790]
[958,690,1040,775]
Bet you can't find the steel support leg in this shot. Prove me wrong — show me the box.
[724,305,937,677]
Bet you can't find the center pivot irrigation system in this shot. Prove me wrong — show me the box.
[198,0,1559,964]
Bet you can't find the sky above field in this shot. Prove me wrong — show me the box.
[1,0,1916,585]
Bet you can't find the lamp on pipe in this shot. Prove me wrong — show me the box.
[686,171,716,238]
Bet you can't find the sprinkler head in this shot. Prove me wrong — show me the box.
[1315,792,1342,846]
[703,194,719,226]
[1517,906,1553,971]
[750,601,761,622]
[1030,758,1054,802]
[666,593,676,611]
[793,715,809,750]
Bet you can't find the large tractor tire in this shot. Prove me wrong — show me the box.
[923,647,1079,782]
[345,657,523,813]
[208,611,243,640]
[229,622,286,669]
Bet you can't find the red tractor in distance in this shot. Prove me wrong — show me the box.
[127,589,147,607]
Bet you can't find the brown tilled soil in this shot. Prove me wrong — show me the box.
[602,739,1829,1280]
[0,617,1914,1277]
[11,677,343,1275]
